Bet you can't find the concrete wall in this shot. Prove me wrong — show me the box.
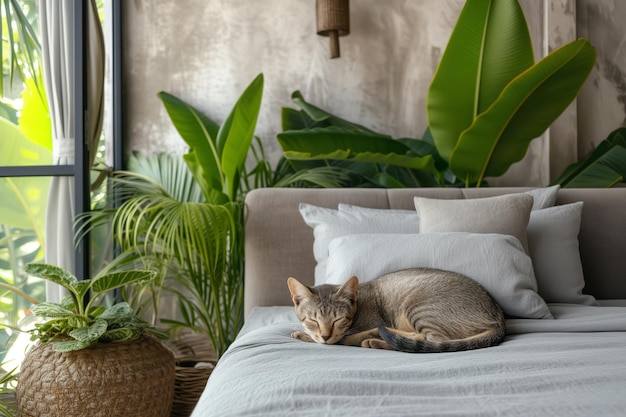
[122,0,625,186]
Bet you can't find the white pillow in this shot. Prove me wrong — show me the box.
[298,203,419,284]
[527,202,596,305]
[301,187,560,285]
[325,232,553,319]
[414,193,534,251]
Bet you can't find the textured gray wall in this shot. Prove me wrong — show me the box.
[577,0,626,156]
[122,0,625,186]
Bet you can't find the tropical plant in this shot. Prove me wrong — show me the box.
[78,74,266,358]
[427,0,596,187]
[157,73,264,204]
[1,0,51,359]
[277,91,451,188]
[553,128,626,188]
[21,262,161,352]
[1,0,43,99]
[0,363,17,417]
[0,94,50,347]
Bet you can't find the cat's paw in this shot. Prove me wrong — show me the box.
[361,338,392,350]
[291,331,314,343]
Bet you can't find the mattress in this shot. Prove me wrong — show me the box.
[191,303,626,417]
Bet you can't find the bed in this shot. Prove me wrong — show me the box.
[191,187,626,417]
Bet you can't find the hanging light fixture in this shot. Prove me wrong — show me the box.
[316,0,350,59]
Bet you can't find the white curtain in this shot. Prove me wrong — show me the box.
[40,0,104,299]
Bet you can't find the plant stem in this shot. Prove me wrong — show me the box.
[0,282,40,305]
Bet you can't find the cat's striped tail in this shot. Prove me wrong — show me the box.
[378,325,505,353]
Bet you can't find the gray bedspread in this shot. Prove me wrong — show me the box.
[191,304,626,417]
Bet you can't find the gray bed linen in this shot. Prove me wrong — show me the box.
[191,304,626,417]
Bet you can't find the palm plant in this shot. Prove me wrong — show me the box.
[0,363,17,417]
[87,152,243,358]
[79,74,265,358]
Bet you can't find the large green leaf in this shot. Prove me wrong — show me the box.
[52,339,92,352]
[450,39,596,184]
[90,270,156,296]
[99,302,135,320]
[99,327,141,343]
[24,263,78,291]
[126,152,205,203]
[554,128,626,188]
[217,74,264,200]
[31,302,74,319]
[290,91,377,134]
[278,129,439,175]
[69,319,108,343]
[157,91,222,195]
[0,0,43,99]
[427,0,534,161]
[281,107,323,131]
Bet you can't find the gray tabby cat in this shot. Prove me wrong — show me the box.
[287,268,505,352]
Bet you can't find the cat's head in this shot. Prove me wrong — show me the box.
[287,276,358,344]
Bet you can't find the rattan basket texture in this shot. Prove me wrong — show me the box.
[166,332,216,417]
[16,332,175,417]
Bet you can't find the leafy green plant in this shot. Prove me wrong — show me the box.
[427,0,596,186]
[22,263,161,352]
[0,90,51,344]
[79,74,267,358]
[1,0,43,99]
[157,73,264,204]
[0,363,17,417]
[277,91,450,188]
[554,128,626,188]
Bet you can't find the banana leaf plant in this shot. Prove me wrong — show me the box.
[553,128,626,188]
[427,0,596,187]
[0,0,43,99]
[278,91,450,188]
[157,73,264,204]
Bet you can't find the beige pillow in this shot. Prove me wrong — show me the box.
[414,193,533,251]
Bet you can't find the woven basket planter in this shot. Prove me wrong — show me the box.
[165,331,216,417]
[16,332,175,417]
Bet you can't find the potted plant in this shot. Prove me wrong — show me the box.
[14,263,175,417]
[77,74,268,416]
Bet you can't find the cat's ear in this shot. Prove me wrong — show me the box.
[287,277,312,306]
[337,276,358,303]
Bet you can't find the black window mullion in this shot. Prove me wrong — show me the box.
[112,0,124,172]
[0,165,75,177]
[74,0,90,281]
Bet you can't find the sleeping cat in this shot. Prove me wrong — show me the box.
[287,268,505,352]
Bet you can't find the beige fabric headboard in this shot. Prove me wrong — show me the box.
[243,187,626,317]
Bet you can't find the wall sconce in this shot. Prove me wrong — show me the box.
[316,0,350,59]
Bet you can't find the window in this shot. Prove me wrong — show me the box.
[0,0,120,368]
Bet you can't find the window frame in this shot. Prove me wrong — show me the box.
[0,0,123,281]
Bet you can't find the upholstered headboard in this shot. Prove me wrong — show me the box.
[243,187,626,316]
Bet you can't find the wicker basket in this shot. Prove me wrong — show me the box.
[165,332,216,417]
[16,332,175,417]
